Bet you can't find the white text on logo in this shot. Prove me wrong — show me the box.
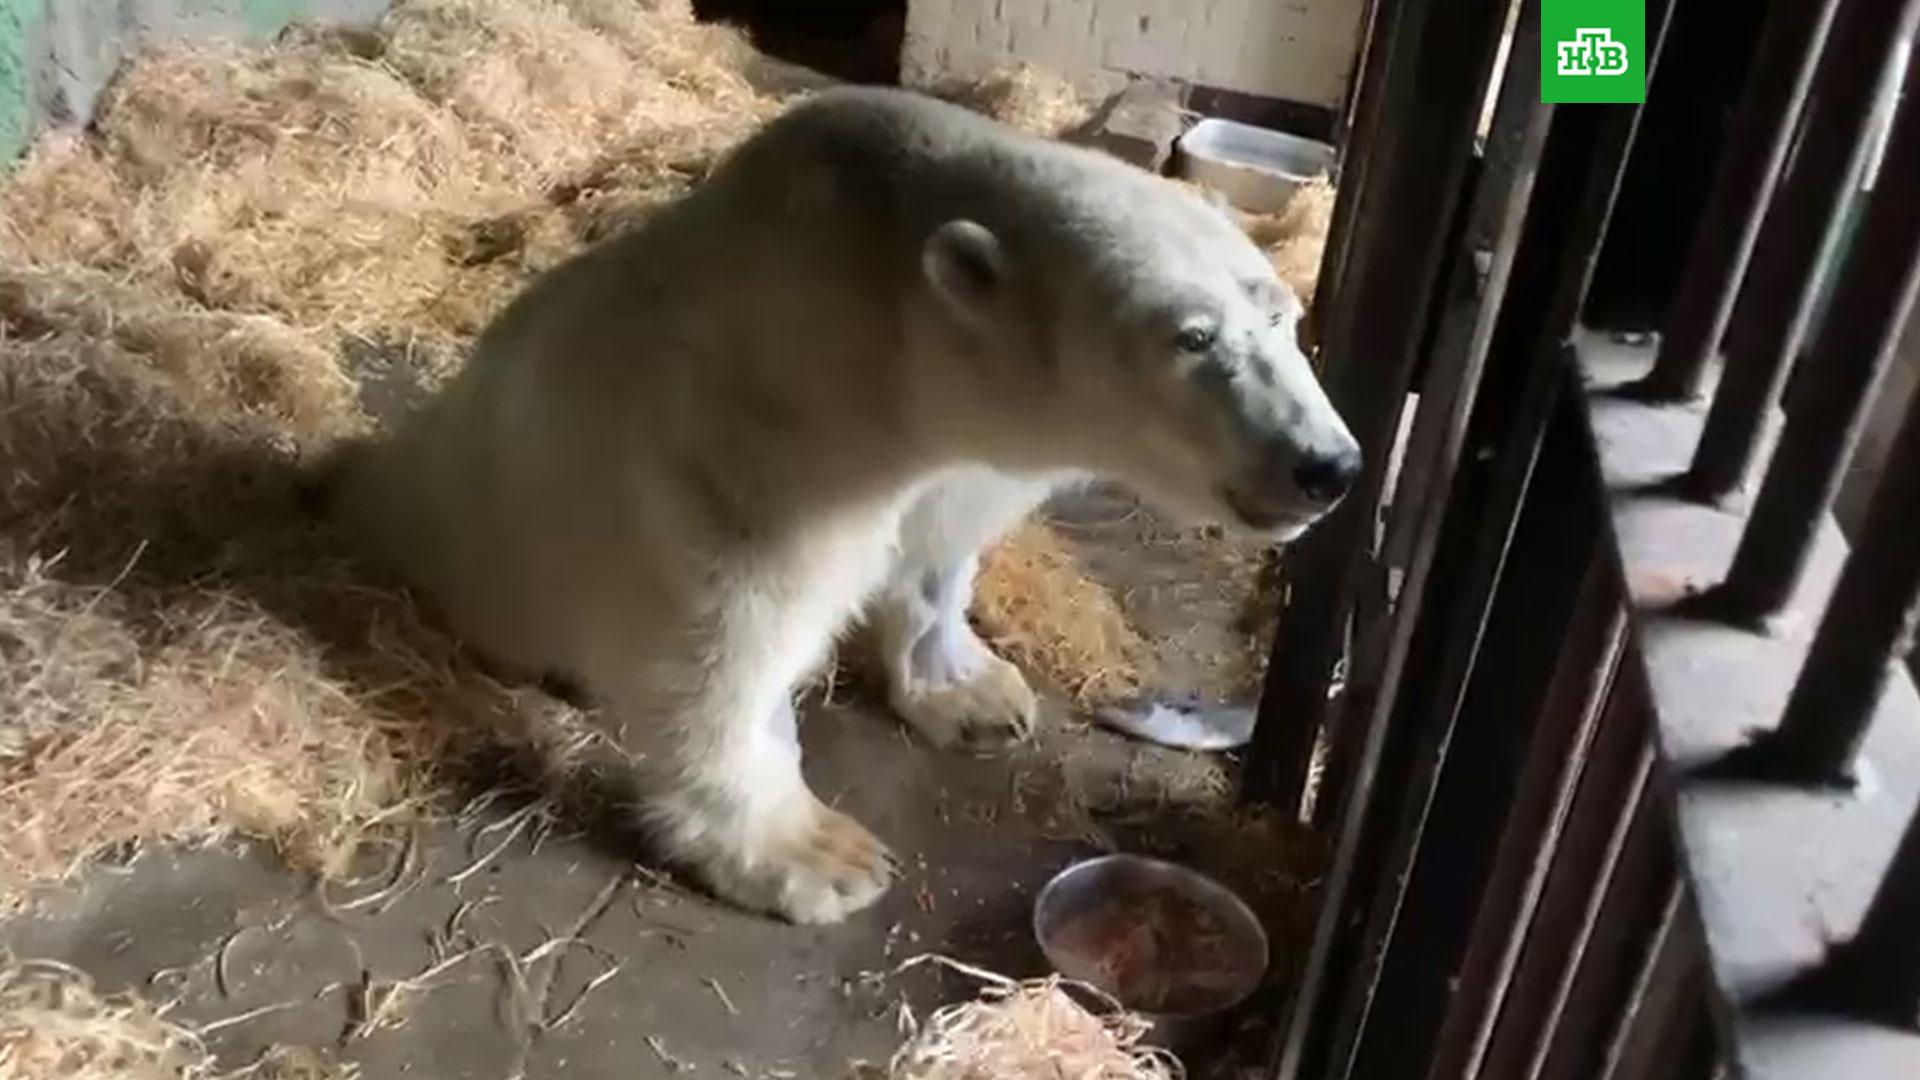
[1556,28,1630,76]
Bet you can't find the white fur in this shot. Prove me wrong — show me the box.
[336,87,1358,924]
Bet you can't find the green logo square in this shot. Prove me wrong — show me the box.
[1542,0,1646,103]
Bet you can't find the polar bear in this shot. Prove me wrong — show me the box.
[335,87,1359,924]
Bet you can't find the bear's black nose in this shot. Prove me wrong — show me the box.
[1295,447,1362,505]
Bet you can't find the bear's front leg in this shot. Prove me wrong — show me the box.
[636,694,895,924]
[871,468,1054,750]
[873,551,1038,751]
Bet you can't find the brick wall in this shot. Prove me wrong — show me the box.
[902,0,1367,109]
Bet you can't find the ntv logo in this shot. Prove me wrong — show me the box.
[1556,28,1630,77]
[1542,2,1642,102]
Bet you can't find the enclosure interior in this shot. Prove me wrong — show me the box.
[0,1,1363,1077]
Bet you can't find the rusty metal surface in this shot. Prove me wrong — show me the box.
[1443,591,1630,1079]
[1332,0,1676,1061]
[1373,2,1550,681]
[1597,889,1712,1080]
[1533,761,1680,1080]
[1583,337,1920,1078]
[1336,391,1609,1080]
[1685,0,1920,502]
[1312,4,1554,837]
[1295,8,1673,1064]
[1252,0,1920,1075]
[1473,669,1659,1080]
[1636,0,1844,401]
[1267,2,1694,1074]
[1710,50,1920,627]
[1258,0,1535,1067]
[1246,0,1512,812]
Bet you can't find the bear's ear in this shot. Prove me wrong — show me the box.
[922,219,1005,330]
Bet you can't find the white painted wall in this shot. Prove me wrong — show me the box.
[902,0,1368,110]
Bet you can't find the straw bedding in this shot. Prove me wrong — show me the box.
[0,0,1330,918]
[971,522,1154,710]
[1241,174,1337,307]
[885,960,1180,1080]
[0,954,351,1079]
[0,0,772,915]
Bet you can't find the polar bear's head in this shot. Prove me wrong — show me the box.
[915,151,1361,541]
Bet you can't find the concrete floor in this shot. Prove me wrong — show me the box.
[4,493,1322,1080]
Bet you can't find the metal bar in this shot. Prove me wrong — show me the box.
[1475,673,1658,1080]
[1681,1010,1729,1080]
[1245,0,1510,814]
[1447,599,1630,1078]
[1597,890,1707,1080]
[1335,0,1387,142]
[1379,3,1549,642]
[1524,748,1660,1080]
[1313,5,1554,837]
[1266,0,1548,1062]
[1332,394,1611,1080]
[1819,800,1920,1024]
[1756,799,1920,1028]
[1313,0,1398,351]
[1757,362,1920,784]
[1633,0,1843,401]
[1535,773,1681,1080]
[1317,3,1676,1070]
[1299,13,1675,1067]
[1589,340,1920,1076]
[1706,43,1920,628]
[1335,385,1599,1080]
[1684,0,1920,503]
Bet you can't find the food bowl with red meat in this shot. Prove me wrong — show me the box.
[1033,853,1270,1048]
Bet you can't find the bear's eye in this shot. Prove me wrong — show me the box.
[1175,325,1217,353]
[1268,309,1286,328]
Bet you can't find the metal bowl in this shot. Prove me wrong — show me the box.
[1033,854,1270,1048]
[1175,117,1336,214]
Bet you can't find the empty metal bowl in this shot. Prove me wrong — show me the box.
[1175,117,1336,213]
[1033,854,1270,1048]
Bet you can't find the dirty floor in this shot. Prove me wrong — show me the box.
[3,492,1322,1080]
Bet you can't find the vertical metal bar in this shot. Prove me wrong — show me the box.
[1335,0,1387,145]
[1267,16,1597,1068]
[1597,890,1707,1080]
[1709,49,1920,627]
[1312,0,1402,352]
[1680,1006,1729,1080]
[1760,367,1920,784]
[1448,602,1629,1078]
[1684,0,1920,503]
[1245,0,1510,814]
[1475,673,1657,1080]
[1815,801,1920,1024]
[1534,779,1680,1080]
[1338,388,1605,1080]
[1522,744,1660,1080]
[1293,1,1675,1065]
[1332,390,1603,1080]
[1633,0,1843,401]
[1379,4,1550,641]
[1314,5,1554,837]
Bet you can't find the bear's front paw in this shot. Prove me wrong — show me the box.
[690,799,896,924]
[890,651,1038,751]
